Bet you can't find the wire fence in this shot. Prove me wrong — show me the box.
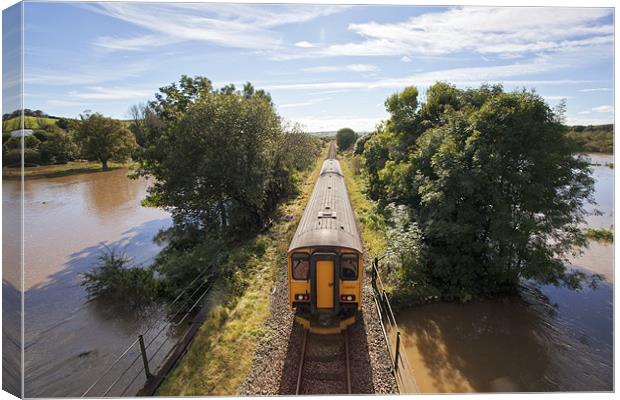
[81,269,214,397]
[371,257,420,394]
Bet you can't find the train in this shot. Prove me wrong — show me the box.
[287,142,363,334]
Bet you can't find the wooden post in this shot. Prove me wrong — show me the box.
[138,335,152,379]
[372,257,378,290]
[394,331,401,373]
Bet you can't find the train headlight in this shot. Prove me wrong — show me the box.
[340,295,356,302]
[296,294,309,301]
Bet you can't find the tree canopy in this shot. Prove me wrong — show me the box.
[134,75,322,237]
[336,127,358,151]
[362,83,595,302]
[76,112,137,170]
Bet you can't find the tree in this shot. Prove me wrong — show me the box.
[362,83,596,302]
[76,112,137,170]
[134,76,320,236]
[39,128,78,164]
[336,127,358,150]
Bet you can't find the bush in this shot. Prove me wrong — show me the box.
[39,131,78,164]
[23,148,41,166]
[3,149,21,167]
[81,246,160,307]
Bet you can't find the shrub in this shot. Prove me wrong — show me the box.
[81,246,160,307]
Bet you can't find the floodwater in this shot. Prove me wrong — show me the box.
[396,153,614,393]
[2,169,173,397]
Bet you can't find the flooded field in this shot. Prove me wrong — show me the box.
[396,153,613,393]
[3,169,173,397]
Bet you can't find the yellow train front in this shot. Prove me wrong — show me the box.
[288,149,363,334]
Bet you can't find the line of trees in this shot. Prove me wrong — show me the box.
[2,112,137,170]
[357,82,597,303]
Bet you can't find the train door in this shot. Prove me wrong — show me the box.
[311,252,338,310]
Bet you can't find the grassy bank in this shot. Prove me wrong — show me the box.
[157,144,327,396]
[2,161,131,179]
[339,151,387,259]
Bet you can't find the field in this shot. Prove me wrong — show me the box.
[2,116,59,132]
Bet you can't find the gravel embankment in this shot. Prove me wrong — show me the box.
[239,259,398,395]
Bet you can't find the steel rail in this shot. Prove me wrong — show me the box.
[344,329,351,394]
[294,329,309,395]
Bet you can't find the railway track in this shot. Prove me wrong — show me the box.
[295,329,351,395]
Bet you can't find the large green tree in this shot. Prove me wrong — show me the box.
[76,112,137,170]
[363,83,595,302]
[134,75,321,236]
[336,127,358,150]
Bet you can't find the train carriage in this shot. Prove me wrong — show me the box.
[288,144,363,334]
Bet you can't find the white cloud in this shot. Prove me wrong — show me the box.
[543,95,574,100]
[295,41,316,48]
[592,105,613,113]
[278,97,330,108]
[90,3,348,51]
[301,64,378,73]
[26,61,152,86]
[566,116,614,126]
[287,115,385,132]
[578,111,592,115]
[400,56,412,63]
[323,7,612,58]
[67,86,153,100]
[578,87,611,92]
[266,61,589,92]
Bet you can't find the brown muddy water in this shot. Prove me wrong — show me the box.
[3,169,173,397]
[396,153,614,393]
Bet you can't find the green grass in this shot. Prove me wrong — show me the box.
[585,228,613,243]
[340,151,388,259]
[2,160,131,179]
[2,116,58,131]
[156,144,328,396]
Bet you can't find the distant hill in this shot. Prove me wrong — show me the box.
[567,124,613,154]
[2,116,59,132]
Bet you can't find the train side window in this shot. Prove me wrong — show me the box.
[341,254,358,280]
[292,253,310,280]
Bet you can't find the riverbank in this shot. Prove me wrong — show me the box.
[2,160,133,179]
[156,144,328,395]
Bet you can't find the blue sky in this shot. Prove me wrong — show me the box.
[20,1,614,132]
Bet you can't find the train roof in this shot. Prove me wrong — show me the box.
[288,157,363,253]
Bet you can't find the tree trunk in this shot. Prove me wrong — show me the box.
[102,159,109,171]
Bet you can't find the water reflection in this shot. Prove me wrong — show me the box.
[397,281,612,392]
[2,170,172,397]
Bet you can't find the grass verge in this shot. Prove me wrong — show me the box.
[340,151,387,259]
[2,161,131,179]
[156,144,328,396]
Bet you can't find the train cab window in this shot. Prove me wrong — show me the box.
[341,254,358,280]
[292,253,310,280]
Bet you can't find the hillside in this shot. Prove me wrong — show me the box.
[2,116,59,132]
[567,124,613,154]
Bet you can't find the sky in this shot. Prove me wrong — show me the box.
[16,1,615,132]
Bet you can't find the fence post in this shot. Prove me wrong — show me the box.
[138,335,152,379]
[372,257,378,290]
[394,331,401,374]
